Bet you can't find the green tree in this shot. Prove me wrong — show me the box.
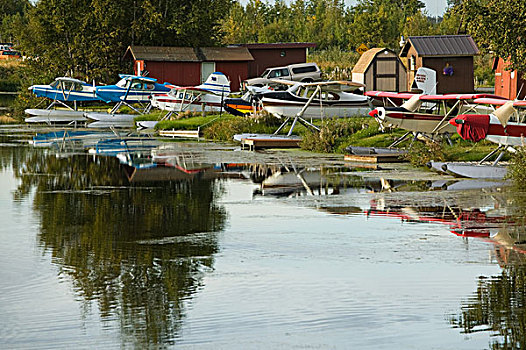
[349,0,405,49]
[402,11,434,37]
[17,0,233,84]
[462,0,526,71]
[0,0,30,43]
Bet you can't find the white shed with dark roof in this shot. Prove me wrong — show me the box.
[399,35,479,93]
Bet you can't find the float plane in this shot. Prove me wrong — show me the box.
[84,74,172,127]
[137,72,231,130]
[25,77,99,123]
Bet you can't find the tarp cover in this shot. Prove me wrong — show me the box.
[456,114,490,142]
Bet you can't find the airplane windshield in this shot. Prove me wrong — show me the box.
[116,78,128,88]
[50,80,82,91]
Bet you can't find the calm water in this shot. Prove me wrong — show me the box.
[1,127,525,349]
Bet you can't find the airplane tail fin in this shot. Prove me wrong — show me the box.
[199,72,231,95]
[411,67,436,95]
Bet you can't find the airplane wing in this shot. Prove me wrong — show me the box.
[172,86,227,95]
[473,98,526,108]
[365,91,417,99]
[473,97,510,105]
[513,100,526,107]
[269,79,365,90]
[118,74,157,83]
[420,93,509,102]
[55,77,88,85]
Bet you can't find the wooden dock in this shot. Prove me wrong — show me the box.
[240,136,301,150]
[158,129,200,139]
[344,152,407,163]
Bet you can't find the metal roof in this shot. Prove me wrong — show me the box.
[237,42,317,50]
[400,35,479,57]
[199,47,253,61]
[124,46,254,62]
[125,46,199,62]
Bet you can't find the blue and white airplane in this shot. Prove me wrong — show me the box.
[95,74,171,104]
[25,77,100,123]
[29,77,98,102]
[85,74,172,123]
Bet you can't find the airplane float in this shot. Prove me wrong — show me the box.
[85,74,172,126]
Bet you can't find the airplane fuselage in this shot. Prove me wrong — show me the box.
[30,84,98,102]
[151,91,224,112]
[95,83,170,104]
[262,91,372,119]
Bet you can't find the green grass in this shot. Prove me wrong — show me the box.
[134,111,509,164]
[156,114,235,131]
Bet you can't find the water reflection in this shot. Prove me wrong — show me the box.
[14,147,227,346]
[17,129,526,348]
[451,215,526,349]
[363,189,526,349]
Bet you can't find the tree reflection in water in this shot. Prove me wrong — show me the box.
[451,198,526,349]
[14,150,227,347]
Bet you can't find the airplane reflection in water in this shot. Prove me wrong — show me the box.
[363,193,526,266]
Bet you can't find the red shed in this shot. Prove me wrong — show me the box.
[238,43,317,78]
[493,57,526,100]
[124,46,254,91]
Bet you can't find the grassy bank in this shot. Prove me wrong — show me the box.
[148,113,495,164]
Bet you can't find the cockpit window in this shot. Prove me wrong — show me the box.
[116,78,128,88]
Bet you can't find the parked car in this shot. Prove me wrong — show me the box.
[243,63,322,88]
[0,50,21,60]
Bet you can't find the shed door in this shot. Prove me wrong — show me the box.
[201,62,216,83]
[373,57,399,92]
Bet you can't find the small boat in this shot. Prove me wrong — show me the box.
[442,162,508,179]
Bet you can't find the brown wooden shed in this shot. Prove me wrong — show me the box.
[238,42,317,78]
[493,57,526,100]
[399,35,479,94]
[123,46,254,92]
[351,48,407,92]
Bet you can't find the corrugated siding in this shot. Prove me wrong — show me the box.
[216,62,249,92]
[246,48,307,78]
[145,61,200,86]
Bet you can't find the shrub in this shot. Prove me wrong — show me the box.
[506,149,526,187]
[300,118,370,153]
[202,115,277,141]
[403,140,445,167]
